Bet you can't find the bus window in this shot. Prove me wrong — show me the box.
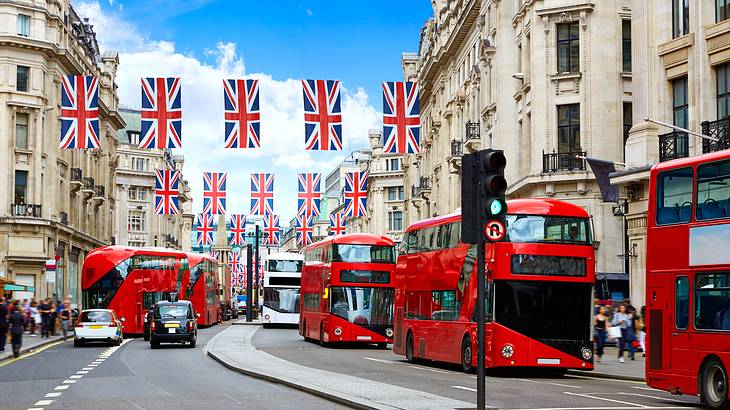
[695,273,730,331]
[696,160,730,220]
[431,290,459,321]
[656,167,693,225]
[675,276,689,330]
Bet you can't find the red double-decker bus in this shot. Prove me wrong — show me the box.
[299,233,396,347]
[393,198,595,373]
[82,246,189,334]
[185,253,221,327]
[646,150,730,409]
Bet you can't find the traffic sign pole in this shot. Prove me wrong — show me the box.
[476,179,486,410]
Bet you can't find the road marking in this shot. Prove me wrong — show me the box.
[82,367,93,370]
[223,393,242,404]
[26,408,43,410]
[122,397,147,410]
[62,380,76,384]
[517,378,582,389]
[565,374,646,385]
[630,386,663,391]
[76,370,89,374]
[54,385,69,390]
[34,400,53,406]
[0,339,69,368]
[511,407,696,410]
[409,365,451,374]
[451,385,477,392]
[363,357,398,364]
[44,393,61,398]
[563,391,650,408]
[617,392,693,404]
[69,375,83,379]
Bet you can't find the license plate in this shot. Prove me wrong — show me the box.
[89,325,103,329]
[168,328,175,333]
[164,323,178,328]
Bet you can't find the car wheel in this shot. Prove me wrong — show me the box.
[189,338,197,348]
[73,339,83,348]
[405,332,415,363]
[461,336,474,373]
[700,358,730,409]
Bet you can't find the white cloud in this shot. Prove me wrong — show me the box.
[76,1,379,225]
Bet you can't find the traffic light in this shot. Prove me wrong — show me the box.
[478,150,507,242]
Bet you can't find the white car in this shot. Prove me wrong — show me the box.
[74,309,124,347]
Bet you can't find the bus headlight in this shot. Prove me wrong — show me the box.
[581,347,593,361]
[264,314,270,321]
[385,328,393,338]
[501,344,514,359]
[333,327,342,336]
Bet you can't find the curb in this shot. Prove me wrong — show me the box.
[567,369,646,382]
[0,336,69,364]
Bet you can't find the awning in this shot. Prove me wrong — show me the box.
[596,272,629,281]
[3,284,35,292]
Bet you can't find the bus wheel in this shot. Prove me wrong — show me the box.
[406,332,415,363]
[461,336,474,373]
[700,358,729,409]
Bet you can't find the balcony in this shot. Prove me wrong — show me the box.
[542,150,586,173]
[12,203,41,218]
[70,168,83,193]
[659,131,689,162]
[448,140,463,174]
[93,185,105,204]
[464,121,480,152]
[701,118,730,154]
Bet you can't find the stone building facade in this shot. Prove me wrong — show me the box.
[0,0,124,304]
[401,0,632,282]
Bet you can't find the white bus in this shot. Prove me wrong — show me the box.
[261,252,304,327]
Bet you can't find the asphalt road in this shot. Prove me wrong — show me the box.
[0,323,345,410]
[253,327,704,410]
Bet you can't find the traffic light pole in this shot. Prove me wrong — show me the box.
[246,244,253,322]
[476,178,486,410]
[254,224,260,317]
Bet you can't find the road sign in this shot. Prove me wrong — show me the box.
[484,220,506,242]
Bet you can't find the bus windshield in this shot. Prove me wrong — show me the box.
[263,288,300,313]
[267,259,303,272]
[506,215,592,245]
[333,244,394,264]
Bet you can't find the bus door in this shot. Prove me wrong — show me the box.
[670,275,692,377]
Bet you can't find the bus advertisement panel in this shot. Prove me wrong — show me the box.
[262,252,304,326]
[186,253,221,327]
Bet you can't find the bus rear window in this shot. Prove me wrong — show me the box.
[506,215,592,245]
[656,167,693,225]
[511,255,586,277]
[333,244,394,263]
[340,270,390,284]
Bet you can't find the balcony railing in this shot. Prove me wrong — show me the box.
[82,177,95,191]
[12,203,41,217]
[71,168,82,182]
[659,130,689,162]
[94,185,105,198]
[418,176,431,192]
[701,118,730,154]
[542,150,586,173]
[465,121,480,140]
[450,140,463,157]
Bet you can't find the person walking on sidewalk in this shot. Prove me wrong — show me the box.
[38,298,51,338]
[0,297,8,353]
[9,305,25,358]
[612,304,635,362]
[60,302,72,340]
[594,306,609,363]
[29,301,40,336]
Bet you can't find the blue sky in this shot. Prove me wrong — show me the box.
[76,0,432,226]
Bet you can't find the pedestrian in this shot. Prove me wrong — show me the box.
[38,298,51,338]
[50,300,58,336]
[29,301,39,336]
[612,304,635,362]
[637,306,646,357]
[594,306,608,363]
[9,305,25,358]
[24,299,32,331]
[60,302,72,340]
[0,297,8,353]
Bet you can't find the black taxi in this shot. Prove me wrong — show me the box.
[149,301,199,348]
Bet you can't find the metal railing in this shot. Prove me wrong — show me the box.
[82,177,95,191]
[465,121,480,140]
[12,203,41,217]
[659,131,689,162]
[94,185,105,198]
[542,150,586,173]
[701,118,730,154]
[418,176,431,191]
[451,140,463,157]
[71,168,82,182]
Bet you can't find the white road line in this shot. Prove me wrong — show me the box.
[617,392,692,404]
[62,380,76,384]
[223,393,242,404]
[517,378,582,389]
[26,408,44,410]
[565,374,646,385]
[54,385,69,390]
[409,365,451,374]
[563,391,650,408]
[630,386,663,391]
[44,392,61,398]
[76,370,89,374]
[34,400,53,406]
[511,407,696,410]
[82,367,93,370]
[69,375,83,379]
[451,385,477,392]
[122,397,146,410]
[363,357,398,364]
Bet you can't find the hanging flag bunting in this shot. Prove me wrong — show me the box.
[229,249,243,275]
[344,171,368,218]
[295,213,313,246]
[154,170,180,215]
[297,173,322,217]
[195,213,215,246]
[302,79,342,151]
[203,172,227,215]
[223,79,261,148]
[60,75,100,149]
[209,249,219,261]
[382,81,420,154]
[140,77,182,149]
[229,214,247,246]
[263,212,280,246]
[250,173,274,216]
[329,211,347,236]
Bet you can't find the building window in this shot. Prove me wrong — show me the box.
[623,102,633,147]
[132,157,147,171]
[386,158,400,171]
[16,66,29,92]
[128,210,146,232]
[17,14,30,37]
[719,0,730,22]
[622,20,632,72]
[15,113,29,149]
[128,131,140,145]
[557,22,579,74]
[718,64,730,119]
[673,77,688,129]
[557,104,581,154]
[387,186,403,201]
[15,170,28,204]
[128,187,147,201]
[388,211,403,232]
[672,0,689,38]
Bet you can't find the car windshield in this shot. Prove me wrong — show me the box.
[506,215,592,245]
[81,311,112,323]
[157,304,189,318]
[333,244,394,263]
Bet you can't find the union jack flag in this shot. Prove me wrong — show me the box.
[263,212,280,246]
[250,173,274,216]
[329,211,347,236]
[302,79,342,151]
[382,81,420,154]
[208,249,219,261]
[229,214,247,246]
[295,213,313,246]
[60,75,100,149]
[154,170,180,215]
[196,214,216,246]
[229,250,244,275]
[140,77,182,149]
[203,172,227,215]
[344,171,368,218]
[223,79,261,148]
[297,173,322,217]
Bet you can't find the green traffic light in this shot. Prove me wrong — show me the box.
[489,199,503,216]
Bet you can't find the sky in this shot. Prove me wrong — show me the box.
[74,0,433,227]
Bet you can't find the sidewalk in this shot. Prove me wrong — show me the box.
[568,346,645,382]
[0,331,68,363]
[231,317,262,325]
[206,325,480,410]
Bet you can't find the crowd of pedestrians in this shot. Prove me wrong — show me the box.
[0,296,74,358]
[594,298,646,363]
